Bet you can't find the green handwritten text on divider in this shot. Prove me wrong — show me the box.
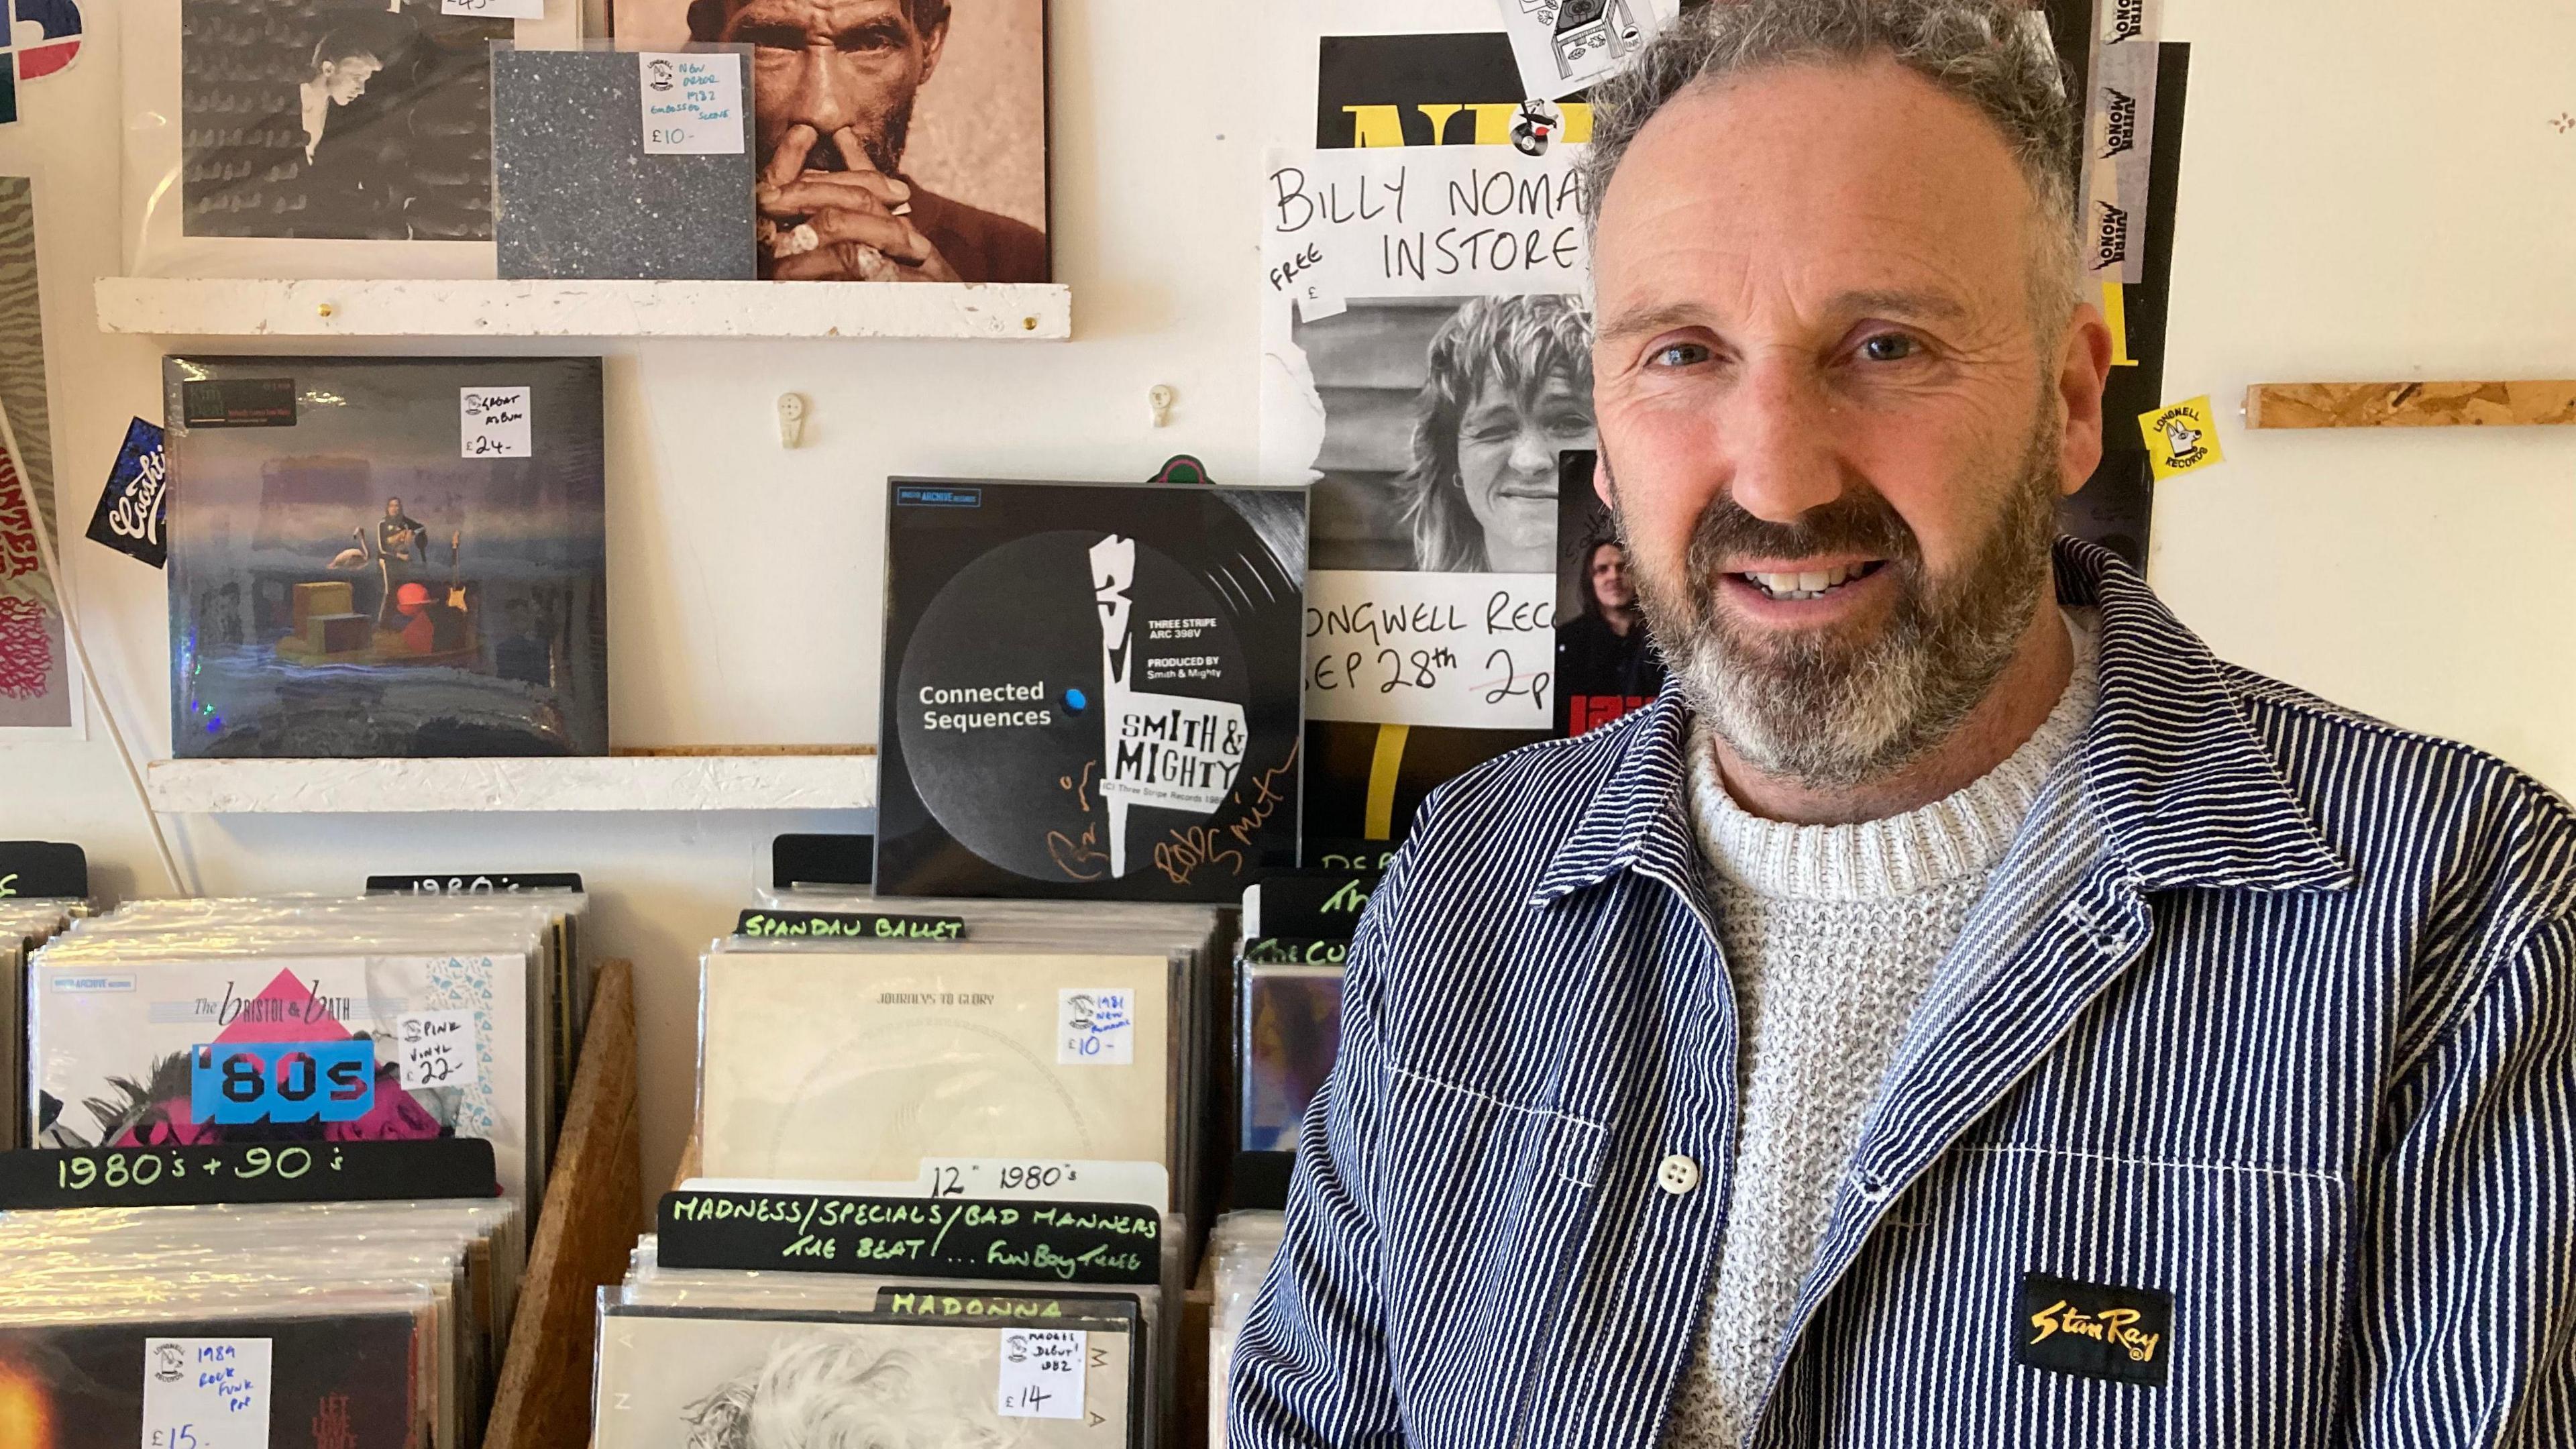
[733,910,967,941]
[657,1191,1161,1285]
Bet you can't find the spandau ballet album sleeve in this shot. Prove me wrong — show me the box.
[696,947,1173,1188]
[875,479,1307,902]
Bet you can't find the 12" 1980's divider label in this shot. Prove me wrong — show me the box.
[657,1191,1161,1285]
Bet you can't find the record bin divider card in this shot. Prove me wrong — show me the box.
[657,1190,1161,1286]
[0,1139,501,1210]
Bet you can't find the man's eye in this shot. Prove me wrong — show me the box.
[1859,333,1920,362]
[1648,341,1710,368]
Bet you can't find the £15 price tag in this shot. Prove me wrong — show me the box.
[1057,989,1134,1066]
[190,1040,376,1125]
[142,1338,272,1449]
[443,0,547,15]
[397,1010,478,1089]
[996,1328,1086,1419]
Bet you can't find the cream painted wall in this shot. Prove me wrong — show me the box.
[0,0,2568,1205]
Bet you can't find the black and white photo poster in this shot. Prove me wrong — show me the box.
[1264,34,1596,735]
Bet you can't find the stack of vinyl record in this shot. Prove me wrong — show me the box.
[595,891,1227,1448]
[2,896,85,1152]
[0,1198,522,1446]
[25,892,591,1210]
[1230,869,1372,1210]
[596,1236,1155,1448]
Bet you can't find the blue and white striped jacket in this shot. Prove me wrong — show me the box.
[1231,539,2576,1447]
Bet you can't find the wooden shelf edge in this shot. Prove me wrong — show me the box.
[2246,380,2576,429]
[94,276,1073,341]
[143,753,879,814]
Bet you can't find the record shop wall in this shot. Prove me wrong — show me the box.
[2,0,2571,1206]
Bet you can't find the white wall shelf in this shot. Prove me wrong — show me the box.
[144,752,879,814]
[94,278,1071,341]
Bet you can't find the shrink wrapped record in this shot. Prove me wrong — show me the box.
[594,1305,1139,1448]
[877,478,1307,901]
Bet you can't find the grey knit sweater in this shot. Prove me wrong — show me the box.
[1663,612,2100,1446]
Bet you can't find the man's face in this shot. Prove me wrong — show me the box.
[1591,58,2108,785]
[1589,543,1634,611]
[1457,376,1593,573]
[321,56,380,105]
[717,0,945,175]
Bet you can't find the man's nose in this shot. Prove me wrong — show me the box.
[1507,422,1556,478]
[1721,360,1845,525]
[788,44,854,133]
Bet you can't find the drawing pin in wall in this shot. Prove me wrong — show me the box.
[777,392,808,448]
[1148,384,1176,429]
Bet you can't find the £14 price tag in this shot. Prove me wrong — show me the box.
[996,1328,1086,1419]
[190,1040,376,1125]
[142,1338,272,1449]
[1057,989,1134,1066]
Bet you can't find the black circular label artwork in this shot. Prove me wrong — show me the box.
[895,530,1252,884]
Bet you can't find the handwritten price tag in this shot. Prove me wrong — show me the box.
[1057,989,1134,1066]
[443,0,547,15]
[997,1328,1086,1419]
[398,1010,478,1089]
[142,1338,272,1449]
[639,52,746,155]
[461,387,533,459]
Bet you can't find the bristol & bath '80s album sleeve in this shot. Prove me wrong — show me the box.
[594,1306,1135,1449]
[696,948,1171,1187]
[164,355,608,759]
[876,479,1307,902]
[31,951,535,1203]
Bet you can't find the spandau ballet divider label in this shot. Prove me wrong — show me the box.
[733,909,967,941]
[657,1190,1161,1285]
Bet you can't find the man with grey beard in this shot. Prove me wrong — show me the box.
[1229,3,2576,1446]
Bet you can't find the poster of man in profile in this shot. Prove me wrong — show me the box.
[612,0,1049,282]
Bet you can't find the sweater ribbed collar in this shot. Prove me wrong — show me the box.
[1687,610,2100,902]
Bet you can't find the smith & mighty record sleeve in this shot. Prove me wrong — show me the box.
[877,479,1307,900]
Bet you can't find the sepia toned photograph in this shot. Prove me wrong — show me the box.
[612,0,1049,281]
[179,0,510,241]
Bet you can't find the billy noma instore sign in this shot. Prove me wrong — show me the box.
[876,478,1307,900]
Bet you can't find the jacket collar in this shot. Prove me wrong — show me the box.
[1532,537,2352,906]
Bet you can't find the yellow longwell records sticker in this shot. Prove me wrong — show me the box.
[2139,396,2224,480]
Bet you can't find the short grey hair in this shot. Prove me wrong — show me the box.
[1579,0,2084,327]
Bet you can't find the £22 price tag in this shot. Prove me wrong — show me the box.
[142,1338,272,1449]
[1057,989,1134,1066]
[398,1010,478,1089]
[996,1328,1086,1419]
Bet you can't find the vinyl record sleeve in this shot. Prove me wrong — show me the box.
[30,951,535,1204]
[877,478,1307,901]
[1239,962,1344,1154]
[594,1306,1136,1448]
[164,355,610,760]
[0,1307,429,1449]
[697,949,1172,1187]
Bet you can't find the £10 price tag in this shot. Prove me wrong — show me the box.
[142,1338,272,1449]
[1057,989,1134,1066]
[996,1328,1086,1419]
[190,1040,376,1125]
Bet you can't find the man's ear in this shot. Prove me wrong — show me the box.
[1593,453,1616,510]
[918,12,951,86]
[2055,299,2115,498]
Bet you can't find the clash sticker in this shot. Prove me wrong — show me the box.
[2140,396,2224,480]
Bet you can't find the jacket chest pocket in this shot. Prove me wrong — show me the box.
[1371,1064,1609,1445]
[1810,1146,2351,1449]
